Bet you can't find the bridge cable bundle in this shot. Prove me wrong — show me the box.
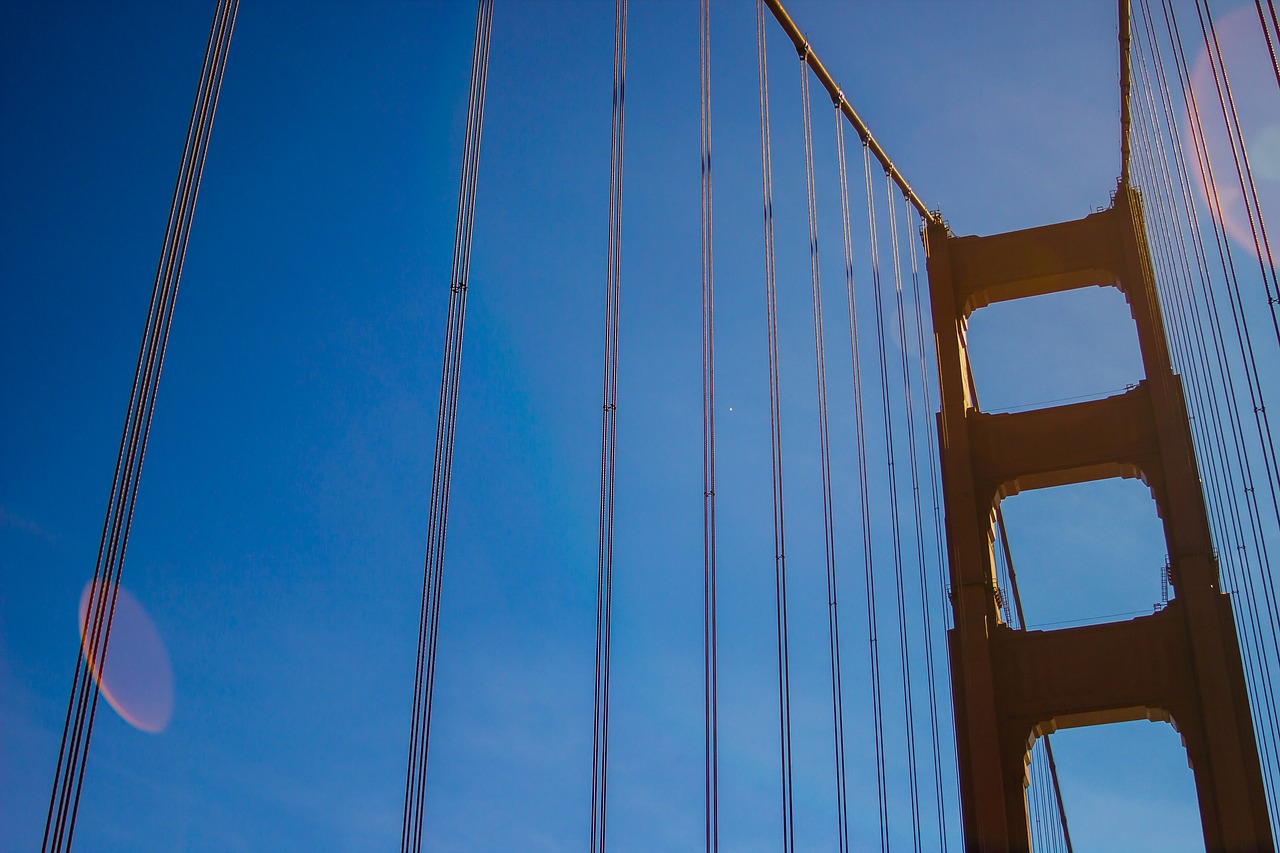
[754,5,798,851]
[759,2,976,846]
[40,2,239,851]
[869,143,926,853]
[1144,0,1280,818]
[1195,0,1280,340]
[797,45,853,853]
[589,0,628,850]
[832,100,891,853]
[888,182,958,853]
[1125,0,1280,830]
[1262,0,1280,91]
[907,214,969,837]
[399,2,493,850]
[699,0,720,850]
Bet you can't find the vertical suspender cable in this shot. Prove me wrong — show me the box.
[590,1,627,850]
[881,168,923,853]
[42,3,238,850]
[901,201,952,850]
[834,105,890,853]
[401,2,494,851]
[861,143,897,851]
[756,4,795,850]
[897,194,949,852]
[698,0,719,850]
[904,203,964,833]
[798,53,851,853]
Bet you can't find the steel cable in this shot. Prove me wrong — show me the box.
[588,2,627,850]
[899,196,950,852]
[864,153,922,851]
[1129,7,1280,821]
[1260,1,1280,93]
[756,4,796,849]
[1164,0,1280,566]
[1162,4,1280,729]
[42,3,238,850]
[699,1,719,849]
[834,106,890,852]
[400,3,493,851]
[1197,0,1280,344]
[798,55,852,853]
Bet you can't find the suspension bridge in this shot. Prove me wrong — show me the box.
[5,0,1280,850]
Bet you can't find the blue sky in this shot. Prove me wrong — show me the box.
[3,1,1273,850]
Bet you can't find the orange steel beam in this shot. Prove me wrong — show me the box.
[925,185,1274,850]
[761,0,938,224]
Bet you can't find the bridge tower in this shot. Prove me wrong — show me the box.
[924,185,1274,850]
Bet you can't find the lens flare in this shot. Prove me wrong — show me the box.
[1183,6,1279,262]
[78,580,174,733]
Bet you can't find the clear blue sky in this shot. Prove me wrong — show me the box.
[3,1,1268,850]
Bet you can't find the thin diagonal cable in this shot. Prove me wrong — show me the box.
[1130,16,1280,815]
[401,3,493,851]
[1166,0,1280,587]
[756,4,795,850]
[1144,0,1280,660]
[1197,0,1280,343]
[1135,8,1280,696]
[589,1,626,850]
[43,3,237,851]
[44,4,236,850]
[798,56,850,853]
[1260,1,1280,92]
[835,107,889,852]
[1153,5,1280,808]
[1169,0,1280,531]
[1165,0,1280,670]
[699,1,719,850]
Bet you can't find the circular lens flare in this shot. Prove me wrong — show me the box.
[78,580,174,733]
[1183,6,1279,262]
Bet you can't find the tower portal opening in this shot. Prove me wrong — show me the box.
[995,477,1168,630]
[1039,719,1203,852]
[965,285,1144,415]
